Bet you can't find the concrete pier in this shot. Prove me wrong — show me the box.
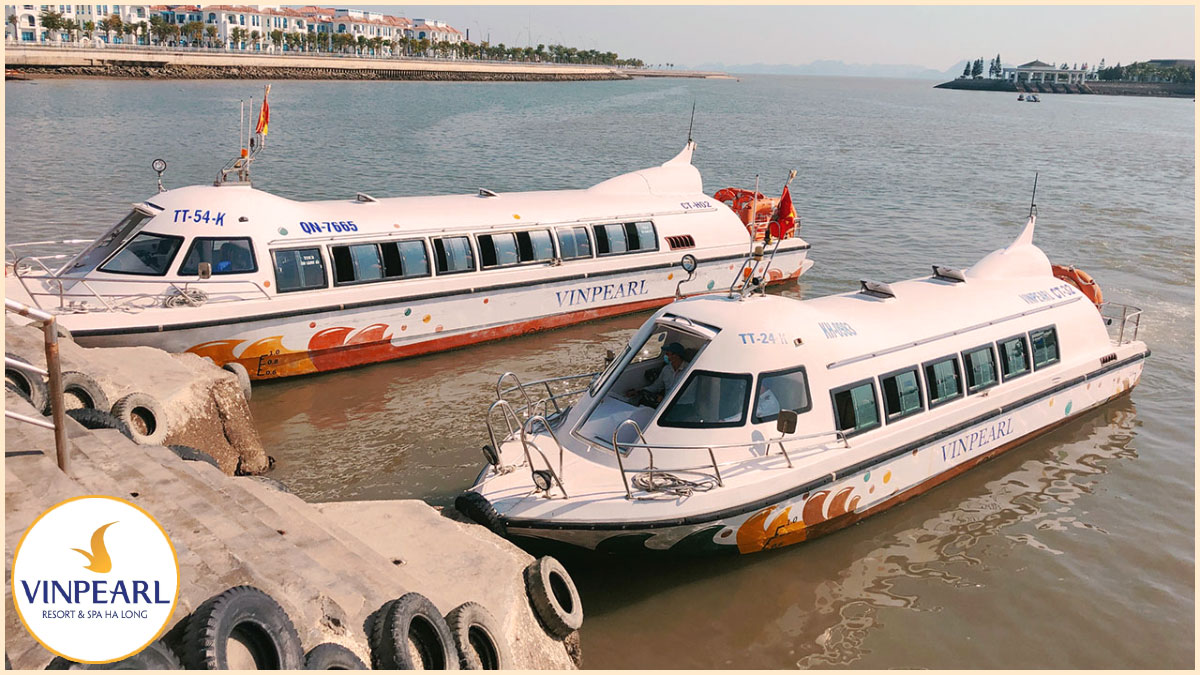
[3,338,577,669]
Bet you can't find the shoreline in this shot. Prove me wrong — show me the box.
[4,45,723,81]
[934,77,1194,98]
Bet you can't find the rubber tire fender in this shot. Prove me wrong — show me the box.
[180,585,304,670]
[454,492,507,537]
[223,361,252,401]
[524,556,583,639]
[61,371,111,411]
[303,643,367,670]
[5,352,48,415]
[46,640,183,669]
[66,407,134,441]
[167,444,220,469]
[369,592,459,670]
[110,392,168,446]
[445,602,512,670]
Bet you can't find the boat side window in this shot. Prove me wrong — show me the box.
[879,366,923,422]
[271,247,327,293]
[924,355,964,408]
[99,232,184,276]
[1029,326,1060,370]
[997,335,1031,381]
[477,233,519,268]
[432,236,476,274]
[659,370,752,428]
[753,366,812,424]
[178,237,257,276]
[962,344,999,393]
[594,221,657,256]
[556,227,593,260]
[830,379,880,436]
[331,240,429,285]
[517,230,555,262]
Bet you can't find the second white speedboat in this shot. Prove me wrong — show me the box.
[456,212,1147,555]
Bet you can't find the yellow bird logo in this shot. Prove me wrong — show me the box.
[71,522,116,573]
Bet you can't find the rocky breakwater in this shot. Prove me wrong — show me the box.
[5,317,268,474]
[19,62,631,81]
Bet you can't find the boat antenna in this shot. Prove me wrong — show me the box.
[686,100,696,145]
[1028,171,1039,218]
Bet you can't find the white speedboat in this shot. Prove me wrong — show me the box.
[456,212,1148,555]
[5,140,811,380]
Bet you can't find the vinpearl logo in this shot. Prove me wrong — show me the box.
[11,496,180,664]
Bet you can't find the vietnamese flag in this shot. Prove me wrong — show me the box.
[255,84,270,136]
[769,185,797,239]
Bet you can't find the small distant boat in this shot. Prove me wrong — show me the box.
[1017,93,1025,101]
[1026,94,1041,103]
[5,69,28,81]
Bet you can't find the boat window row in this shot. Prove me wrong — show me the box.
[97,220,660,290]
[829,326,1061,436]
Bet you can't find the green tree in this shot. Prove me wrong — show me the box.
[961,60,971,78]
[62,18,79,42]
[269,28,283,50]
[971,57,983,78]
[38,9,63,41]
[205,25,217,47]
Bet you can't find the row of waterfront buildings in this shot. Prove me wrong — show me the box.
[5,3,464,48]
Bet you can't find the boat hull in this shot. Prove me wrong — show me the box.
[493,353,1146,555]
[69,248,810,379]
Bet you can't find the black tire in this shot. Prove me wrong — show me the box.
[304,643,366,670]
[61,371,110,411]
[180,585,304,670]
[66,407,134,441]
[223,362,253,401]
[445,602,511,670]
[524,556,583,640]
[454,492,507,537]
[167,444,220,469]
[46,640,182,669]
[110,392,168,446]
[370,593,459,670]
[368,599,398,670]
[5,352,47,415]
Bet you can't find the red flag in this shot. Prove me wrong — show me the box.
[769,185,797,239]
[255,84,270,136]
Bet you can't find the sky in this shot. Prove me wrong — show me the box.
[349,5,1194,71]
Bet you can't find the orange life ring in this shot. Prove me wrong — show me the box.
[1051,264,1103,307]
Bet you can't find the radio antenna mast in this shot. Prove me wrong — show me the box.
[1028,172,1039,218]
[686,100,696,145]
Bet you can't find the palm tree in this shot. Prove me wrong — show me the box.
[62,18,79,43]
[105,14,121,43]
[205,25,217,48]
[82,20,95,43]
[122,22,135,44]
[148,16,166,45]
[181,20,203,47]
[269,28,282,51]
[249,29,259,51]
[38,9,63,42]
[8,13,21,42]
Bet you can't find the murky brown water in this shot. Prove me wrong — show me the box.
[7,75,1192,668]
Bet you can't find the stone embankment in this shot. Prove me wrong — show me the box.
[4,46,720,81]
[4,358,579,668]
[5,317,267,475]
[934,77,1194,98]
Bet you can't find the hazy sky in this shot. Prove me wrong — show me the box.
[351,5,1194,70]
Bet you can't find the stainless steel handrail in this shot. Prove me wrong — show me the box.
[12,269,274,312]
[519,413,569,498]
[5,298,69,473]
[1099,302,1143,345]
[495,372,534,419]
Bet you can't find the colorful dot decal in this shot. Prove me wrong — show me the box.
[401,325,407,331]
[263,280,270,287]
[277,227,288,236]
[864,472,871,482]
[393,223,401,228]
[404,308,412,316]
[435,325,444,332]
[869,486,875,494]
[1064,401,1073,415]
[1048,398,1054,407]
[483,298,489,304]
[512,214,521,219]
[668,273,674,280]
[707,280,716,290]
[883,471,891,484]
[309,322,316,328]
[422,314,431,323]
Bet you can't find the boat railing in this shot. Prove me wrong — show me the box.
[483,399,569,498]
[610,422,849,500]
[4,298,70,474]
[494,371,597,420]
[10,264,273,312]
[1099,302,1143,345]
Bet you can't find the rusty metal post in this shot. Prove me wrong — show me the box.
[42,317,69,474]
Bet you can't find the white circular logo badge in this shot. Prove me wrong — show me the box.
[11,496,180,664]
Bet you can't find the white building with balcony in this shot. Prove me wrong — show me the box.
[1002,59,1096,84]
[6,3,152,43]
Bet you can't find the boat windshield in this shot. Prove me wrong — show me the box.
[577,322,709,447]
[98,232,184,276]
[61,209,153,275]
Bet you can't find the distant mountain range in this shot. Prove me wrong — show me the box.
[692,59,968,80]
